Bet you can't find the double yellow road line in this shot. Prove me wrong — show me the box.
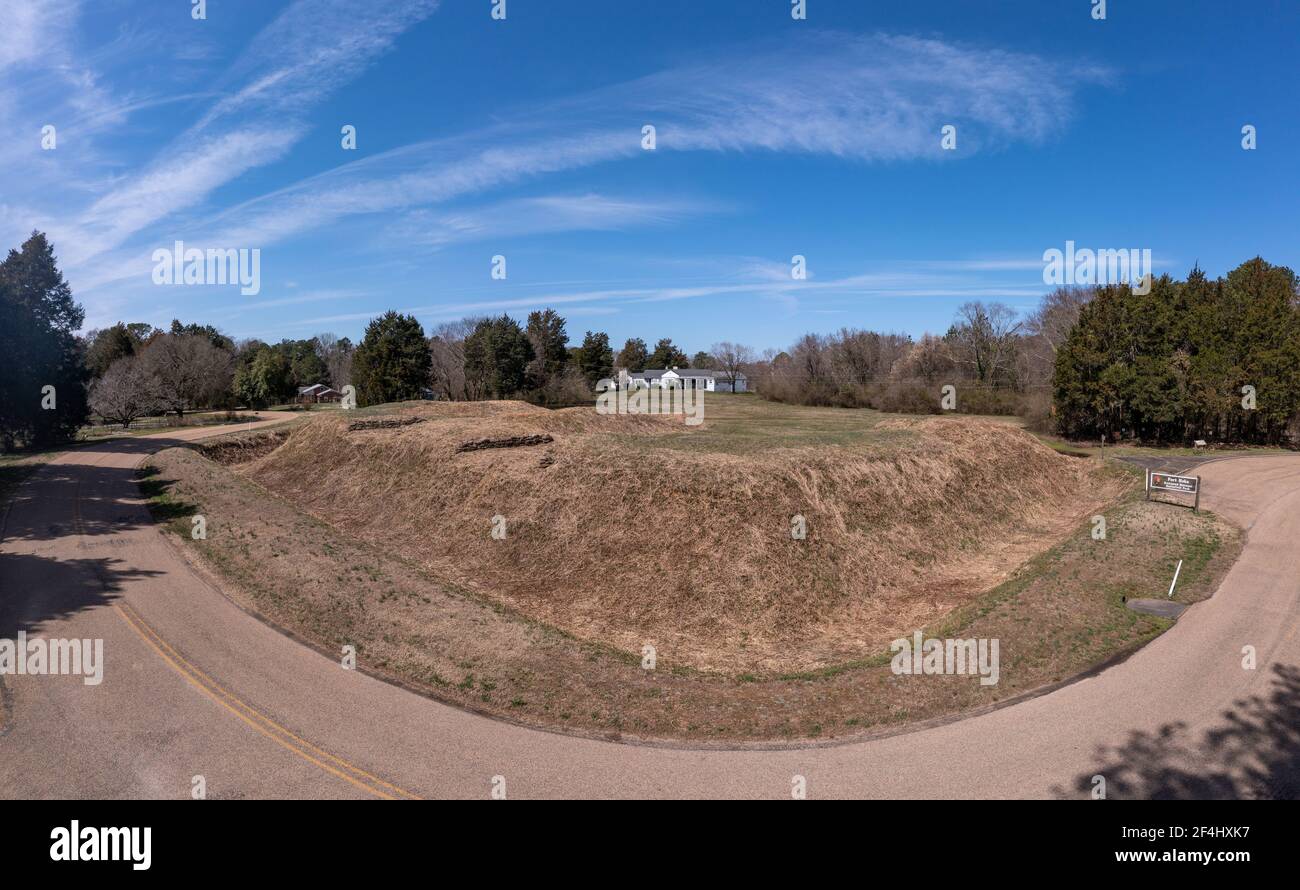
[114,601,421,800]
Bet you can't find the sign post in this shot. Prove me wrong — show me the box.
[1147,471,1201,512]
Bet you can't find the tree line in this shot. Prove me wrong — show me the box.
[754,257,1300,445]
[0,231,360,447]
[424,314,748,403]
[81,319,357,428]
[752,293,1085,423]
[0,230,741,450]
[4,229,1294,450]
[1054,258,1300,445]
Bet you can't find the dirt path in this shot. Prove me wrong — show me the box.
[1,426,1296,798]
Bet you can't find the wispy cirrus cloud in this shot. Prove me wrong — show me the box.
[613,31,1108,158]
[33,0,440,276]
[389,193,728,249]
[195,0,438,130]
[164,30,1109,262]
[278,258,1052,332]
[7,15,1112,332]
[0,0,120,173]
[0,0,77,70]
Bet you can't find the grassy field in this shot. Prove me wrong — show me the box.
[135,396,1243,742]
[80,410,267,441]
[628,392,916,454]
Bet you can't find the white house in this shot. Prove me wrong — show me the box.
[623,367,748,392]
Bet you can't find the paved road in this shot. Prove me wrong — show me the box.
[2,426,1297,799]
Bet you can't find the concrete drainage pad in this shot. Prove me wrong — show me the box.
[1125,598,1188,619]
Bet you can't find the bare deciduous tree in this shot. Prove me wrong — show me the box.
[314,332,354,389]
[428,317,484,400]
[945,301,1022,385]
[892,333,954,384]
[710,341,755,392]
[1022,285,1095,386]
[89,356,159,429]
[140,333,234,418]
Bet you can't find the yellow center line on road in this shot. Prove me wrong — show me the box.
[113,601,421,800]
[69,422,419,799]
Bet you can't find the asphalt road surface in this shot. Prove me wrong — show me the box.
[2,424,1297,799]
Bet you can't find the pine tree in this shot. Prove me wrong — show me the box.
[524,308,569,389]
[647,337,688,369]
[578,331,614,386]
[351,312,433,406]
[1053,259,1300,445]
[616,337,648,372]
[0,232,88,449]
[462,315,534,399]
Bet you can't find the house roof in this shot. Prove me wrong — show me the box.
[298,384,338,395]
[626,368,746,379]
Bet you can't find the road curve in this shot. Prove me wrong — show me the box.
[2,426,1297,799]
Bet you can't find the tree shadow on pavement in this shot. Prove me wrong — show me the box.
[1055,663,1300,799]
[0,552,164,640]
[0,436,200,543]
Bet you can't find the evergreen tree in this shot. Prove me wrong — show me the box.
[647,337,688,369]
[578,330,614,386]
[276,338,328,390]
[462,315,535,399]
[616,337,648,372]
[233,345,293,408]
[524,308,569,389]
[351,312,432,407]
[0,232,88,449]
[169,319,234,351]
[85,323,139,379]
[1053,259,1300,445]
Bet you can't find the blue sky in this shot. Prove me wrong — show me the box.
[3,0,1297,354]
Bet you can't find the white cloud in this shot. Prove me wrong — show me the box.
[631,32,1101,159]
[6,18,1111,323]
[166,31,1109,261]
[0,0,78,71]
[195,0,439,130]
[47,0,441,280]
[392,193,725,248]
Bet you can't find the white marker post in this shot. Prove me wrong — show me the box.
[1167,559,1183,599]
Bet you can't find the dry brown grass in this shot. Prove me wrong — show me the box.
[142,402,1241,742]
[243,398,1127,673]
[198,430,288,465]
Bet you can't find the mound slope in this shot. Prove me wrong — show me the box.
[246,401,1127,672]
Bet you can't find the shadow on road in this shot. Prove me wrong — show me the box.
[0,551,163,639]
[1055,663,1300,799]
[0,434,192,637]
[0,436,202,543]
